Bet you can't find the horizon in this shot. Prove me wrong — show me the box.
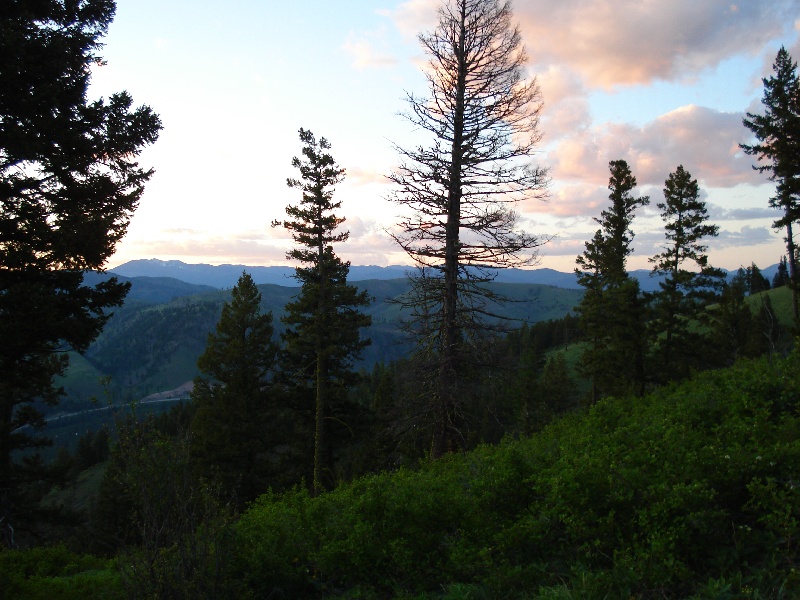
[108,256,779,275]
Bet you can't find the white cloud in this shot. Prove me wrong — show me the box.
[343,29,398,70]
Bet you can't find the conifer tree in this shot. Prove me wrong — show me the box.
[388,0,548,457]
[190,272,280,506]
[0,0,160,544]
[745,262,771,294]
[741,47,800,323]
[773,255,790,288]
[575,160,649,401]
[649,165,724,382]
[273,129,371,495]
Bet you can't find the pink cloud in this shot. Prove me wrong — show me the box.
[549,105,762,188]
[383,0,439,39]
[515,0,794,88]
[523,183,608,217]
[345,166,391,186]
[537,66,591,140]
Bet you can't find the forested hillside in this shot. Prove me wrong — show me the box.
[55,277,583,409]
[7,350,800,598]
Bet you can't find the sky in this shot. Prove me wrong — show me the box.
[92,0,800,273]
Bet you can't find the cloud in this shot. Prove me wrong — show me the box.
[515,0,795,89]
[343,29,398,70]
[714,225,777,248]
[537,66,592,141]
[708,205,781,222]
[382,0,439,39]
[117,232,290,267]
[549,105,761,188]
[523,182,608,217]
[345,166,391,186]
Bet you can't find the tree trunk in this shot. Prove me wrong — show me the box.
[786,221,799,325]
[433,2,467,460]
[313,355,327,496]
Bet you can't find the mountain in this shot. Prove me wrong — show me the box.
[110,259,581,288]
[111,258,775,293]
[83,271,217,303]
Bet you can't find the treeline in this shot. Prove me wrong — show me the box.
[573,159,794,404]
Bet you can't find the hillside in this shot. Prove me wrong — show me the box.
[56,277,583,410]
[16,351,800,598]
[232,350,800,598]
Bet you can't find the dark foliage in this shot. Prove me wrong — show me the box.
[0,0,160,546]
[274,129,371,495]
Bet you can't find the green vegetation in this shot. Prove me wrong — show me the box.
[0,545,121,599]
[10,350,798,598]
[233,350,800,598]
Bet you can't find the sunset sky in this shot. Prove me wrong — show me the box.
[93,0,800,273]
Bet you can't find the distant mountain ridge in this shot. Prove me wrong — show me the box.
[107,259,602,290]
[110,258,774,293]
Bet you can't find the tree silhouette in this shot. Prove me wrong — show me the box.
[0,0,160,544]
[190,272,280,506]
[575,160,649,401]
[388,0,549,457]
[273,129,371,494]
[742,47,800,324]
[649,165,724,382]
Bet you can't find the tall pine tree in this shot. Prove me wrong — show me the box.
[273,129,371,495]
[741,47,800,324]
[575,160,649,401]
[649,165,724,383]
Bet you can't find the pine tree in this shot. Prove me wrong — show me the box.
[273,129,371,495]
[575,160,649,401]
[649,165,725,382]
[0,0,160,544]
[773,255,790,288]
[746,262,771,294]
[388,0,548,457]
[190,272,281,505]
[741,47,800,323]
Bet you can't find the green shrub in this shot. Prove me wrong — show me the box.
[234,352,800,598]
[0,544,122,599]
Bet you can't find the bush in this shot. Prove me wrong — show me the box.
[234,351,800,598]
[0,544,122,599]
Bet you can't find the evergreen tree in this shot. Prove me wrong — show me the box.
[649,165,725,382]
[539,352,575,416]
[0,0,160,545]
[388,0,549,457]
[190,272,282,506]
[773,255,790,288]
[575,160,649,401]
[741,47,800,323]
[746,262,771,294]
[273,129,371,495]
[709,276,754,367]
